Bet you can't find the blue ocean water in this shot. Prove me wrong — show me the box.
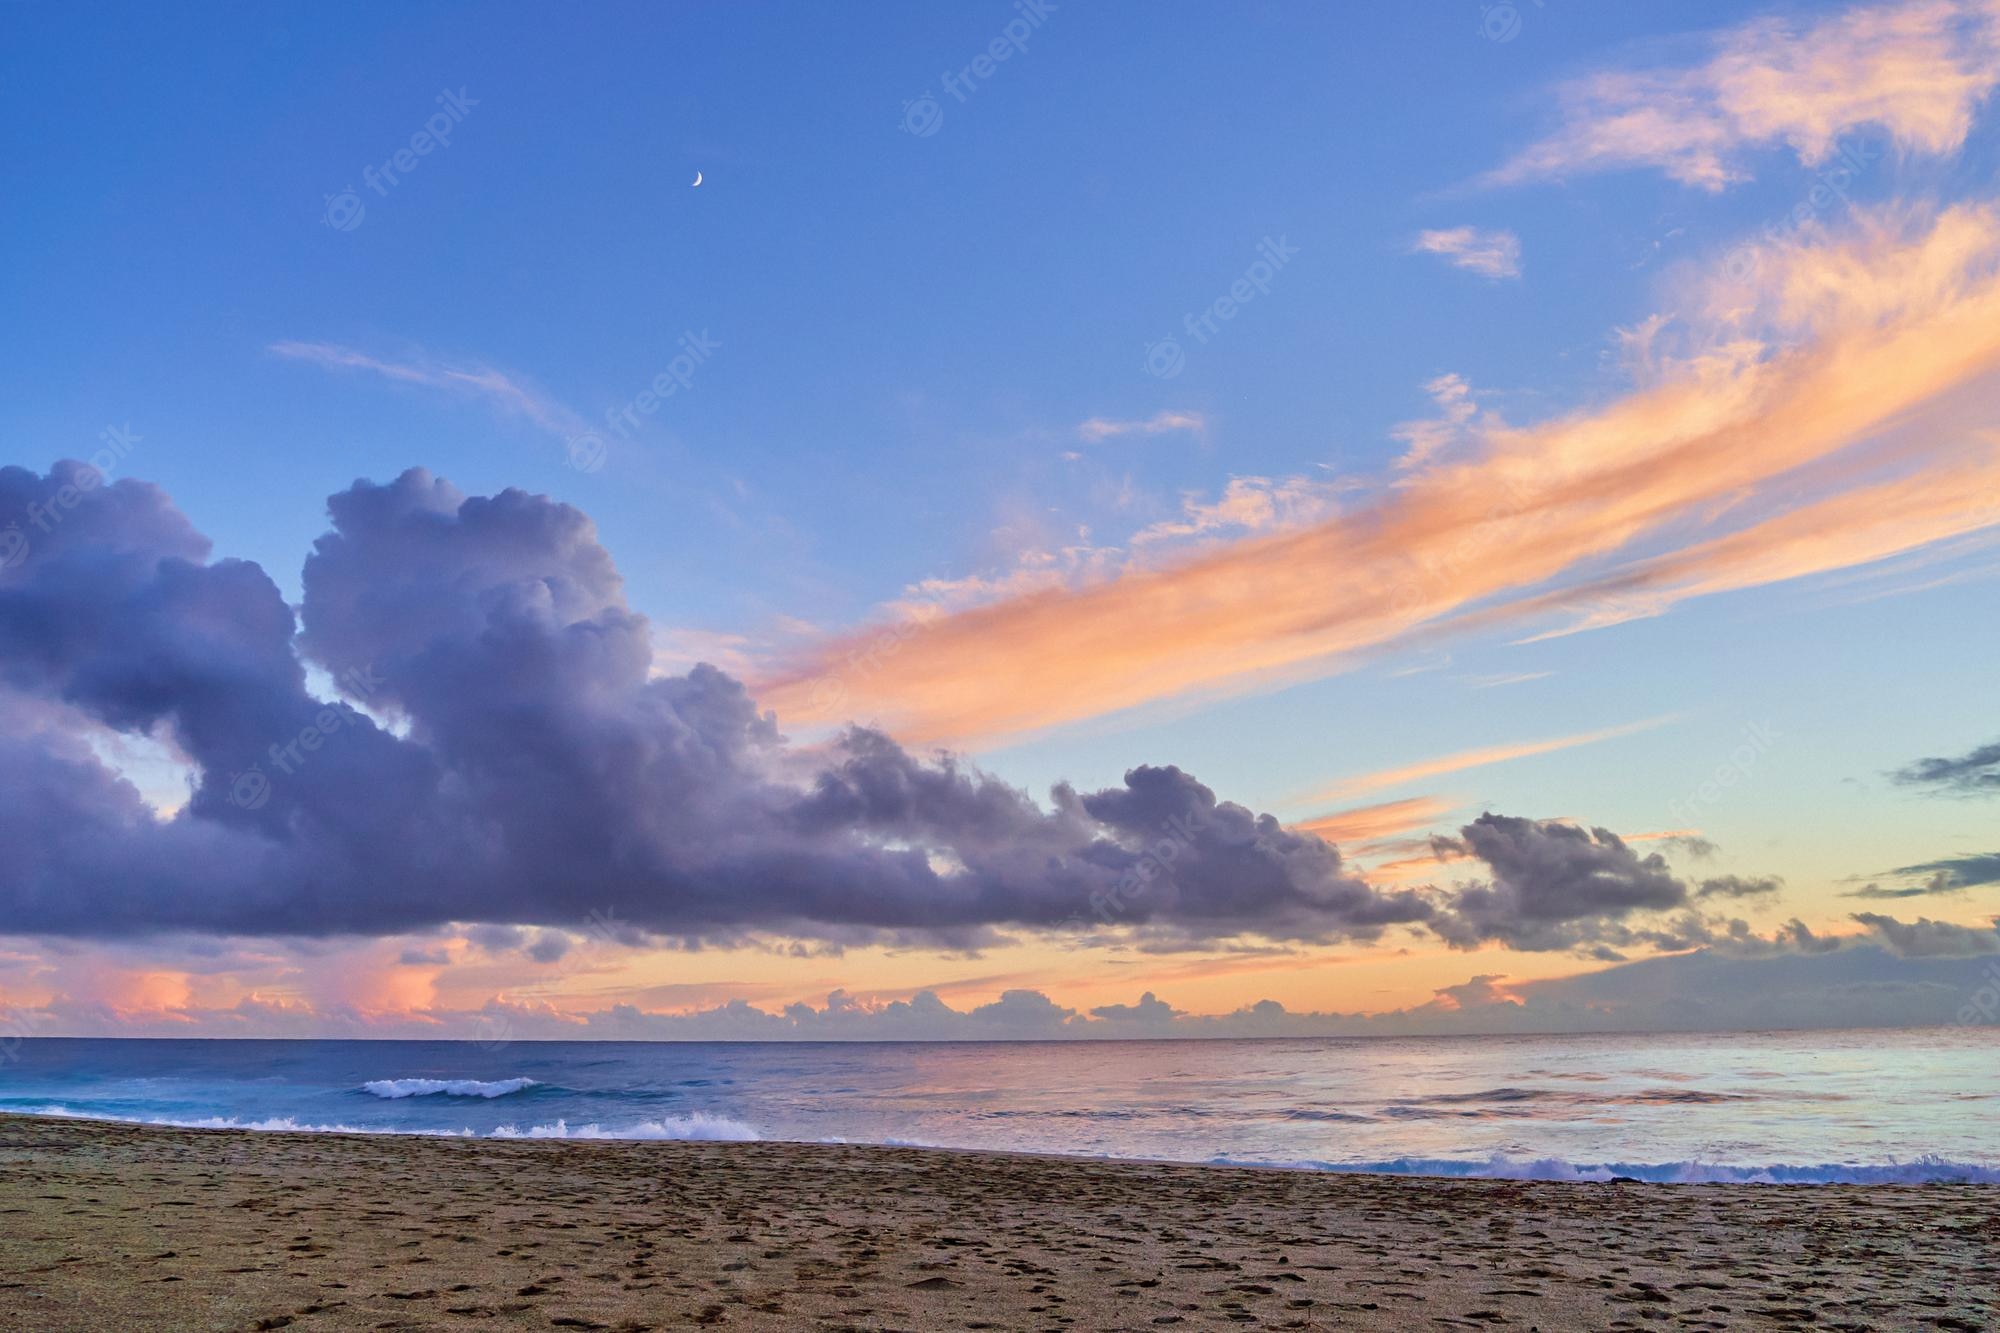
[3,1029,1996,1184]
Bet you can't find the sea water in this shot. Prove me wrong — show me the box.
[3,1028,1995,1183]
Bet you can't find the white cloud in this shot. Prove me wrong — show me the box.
[1487,0,2000,190]
[1412,227,1523,279]
[268,340,590,442]
[1076,410,1207,442]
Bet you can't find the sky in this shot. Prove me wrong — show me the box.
[2,0,1998,1041]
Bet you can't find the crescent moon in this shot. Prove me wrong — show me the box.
[691,171,703,187]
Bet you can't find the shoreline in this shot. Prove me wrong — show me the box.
[4,1113,1996,1330]
[7,1107,1998,1187]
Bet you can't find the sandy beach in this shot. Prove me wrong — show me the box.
[0,1114,1993,1331]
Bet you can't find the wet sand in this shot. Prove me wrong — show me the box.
[0,1113,1994,1331]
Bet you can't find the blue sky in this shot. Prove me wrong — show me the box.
[3,0,1998,1033]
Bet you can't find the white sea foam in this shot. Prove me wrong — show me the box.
[359,1077,540,1099]
[487,1114,759,1141]
[20,1105,757,1142]
[14,1105,1995,1180]
[27,1105,455,1136]
[1210,1152,2000,1185]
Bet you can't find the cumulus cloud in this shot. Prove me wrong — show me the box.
[1429,814,1699,952]
[1486,0,2000,190]
[1893,738,2000,794]
[0,463,1434,950]
[1412,227,1522,278]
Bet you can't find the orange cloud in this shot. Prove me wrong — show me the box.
[1303,716,1678,805]
[1487,0,2000,190]
[1294,795,1459,844]
[758,202,2000,748]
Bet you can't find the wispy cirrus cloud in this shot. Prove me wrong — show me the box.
[1293,795,1458,845]
[757,201,2000,748]
[1485,0,2000,190]
[1412,226,1522,278]
[1303,716,1678,805]
[1076,410,1207,442]
[268,340,589,441]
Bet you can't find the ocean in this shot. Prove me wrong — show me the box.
[4,1028,1995,1184]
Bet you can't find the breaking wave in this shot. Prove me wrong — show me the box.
[488,1114,759,1141]
[359,1077,540,1099]
[18,1105,758,1142]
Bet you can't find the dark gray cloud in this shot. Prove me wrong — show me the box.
[1889,853,2000,890]
[1429,814,1710,952]
[1892,739,2000,796]
[1844,853,2000,898]
[0,463,1434,948]
[1695,874,1784,899]
[1850,912,2000,958]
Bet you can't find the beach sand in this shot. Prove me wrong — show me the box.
[1,1114,1994,1331]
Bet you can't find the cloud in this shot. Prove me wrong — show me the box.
[1293,796,1458,844]
[1412,227,1522,278]
[1893,738,2000,794]
[1897,852,2000,887]
[1076,411,1207,443]
[1485,0,2000,190]
[1429,814,1703,952]
[1849,851,2000,896]
[0,462,1435,950]
[268,340,589,442]
[756,201,2000,747]
[1129,475,1338,548]
[1695,874,1785,899]
[12,943,1995,1041]
[1306,715,1676,804]
[1391,373,1481,471]
[1851,911,2000,956]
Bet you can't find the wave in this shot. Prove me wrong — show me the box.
[488,1114,758,1141]
[1225,1153,2000,1185]
[359,1077,540,1099]
[14,1106,1992,1182]
[16,1105,758,1142]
